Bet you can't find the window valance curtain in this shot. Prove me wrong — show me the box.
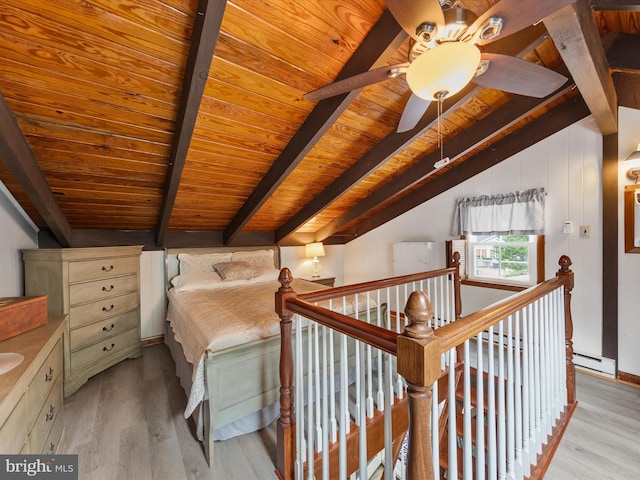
[452,187,546,236]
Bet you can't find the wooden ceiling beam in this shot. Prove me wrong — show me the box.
[604,33,640,71]
[338,95,591,241]
[0,92,72,247]
[545,0,618,134]
[156,0,227,247]
[591,0,640,11]
[317,68,574,241]
[275,23,549,243]
[612,72,640,109]
[223,9,407,244]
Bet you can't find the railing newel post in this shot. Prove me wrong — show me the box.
[275,267,297,480]
[556,255,576,405]
[397,291,441,480]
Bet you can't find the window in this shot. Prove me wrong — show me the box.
[447,236,544,289]
[468,234,538,286]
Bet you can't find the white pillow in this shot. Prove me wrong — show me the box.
[178,252,232,274]
[171,272,222,292]
[214,261,261,281]
[230,249,275,268]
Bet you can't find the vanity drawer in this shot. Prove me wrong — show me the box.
[27,338,62,430]
[0,393,27,453]
[68,255,139,283]
[40,406,64,454]
[71,327,139,373]
[70,310,138,352]
[28,373,63,454]
[69,273,138,306]
[68,291,138,329]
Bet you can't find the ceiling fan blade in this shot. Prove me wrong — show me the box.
[397,93,431,133]
[304,63,409,102]
[473,53,568,98]
[469,0,576,46]
[385,0,444,42]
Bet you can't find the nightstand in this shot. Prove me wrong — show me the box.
[304,276,336,287]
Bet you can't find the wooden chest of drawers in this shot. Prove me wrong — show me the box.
[22,246,143,397]
[0,315,65,454]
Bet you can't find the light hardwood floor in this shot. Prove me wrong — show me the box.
[61,344,640,479]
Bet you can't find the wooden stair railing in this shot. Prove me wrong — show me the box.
[275,261,462,480]
[275,255,575,480]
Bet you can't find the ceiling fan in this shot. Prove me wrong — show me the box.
[304,0,575,133]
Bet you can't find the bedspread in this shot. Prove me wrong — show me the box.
[167,278,326,416]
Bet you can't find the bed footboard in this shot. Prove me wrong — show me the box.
[199,304,387,466]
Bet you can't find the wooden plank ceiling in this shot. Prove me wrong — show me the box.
[0,0,638,249]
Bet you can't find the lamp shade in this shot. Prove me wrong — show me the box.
[406,42,481,101]
[625,143,640,161]
[305,242,325,258]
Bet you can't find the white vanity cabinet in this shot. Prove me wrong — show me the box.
[0,315,65,454]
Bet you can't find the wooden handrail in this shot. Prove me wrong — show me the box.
[284,297,398,355]
[297,266,458,303]
[434,275,567,353]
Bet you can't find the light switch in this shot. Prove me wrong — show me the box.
[580,225,591,238]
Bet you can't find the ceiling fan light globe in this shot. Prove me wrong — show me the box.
[406,42,480,101]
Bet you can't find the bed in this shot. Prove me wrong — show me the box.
[164,246,371,466]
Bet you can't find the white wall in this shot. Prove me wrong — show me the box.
[344,118,605,362]
[617,107,640,377]
[280,244,345,286]
[139,250,167,340]
[0,181,38,296]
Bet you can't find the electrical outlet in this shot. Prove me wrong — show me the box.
[580,225,591,238]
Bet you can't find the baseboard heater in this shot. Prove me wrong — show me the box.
[573,352,616,378]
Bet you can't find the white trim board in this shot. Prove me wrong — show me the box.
[573,352,616,378]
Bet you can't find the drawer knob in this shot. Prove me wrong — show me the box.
[103,343,115,352]
[102,304,115,312]
[46,404,55,421]
[45,367,54,382]
[103,323,116,332]
[102,265,114,272]
[102,285,114,292]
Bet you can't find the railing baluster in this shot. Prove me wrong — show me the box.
[506,315,515,478]
[307,319,314,478]
[321,325,329,479]
[339,332,348,479]
[365,293,374,419]
[487,325,497,480]
[463,340,472,480]
[498,321,506,480]
[432,370,440,480]
[448,347,458,480]
[313,323,322,454]
[376,290,385,413]
[514,310,523,480]
[476,333,485,480]
[328,301,337,444]
[295,314,304,479]
[358,340,368,479]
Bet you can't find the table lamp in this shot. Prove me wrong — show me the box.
[305,242,325,278]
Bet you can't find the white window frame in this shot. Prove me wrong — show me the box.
[467,234,539,287]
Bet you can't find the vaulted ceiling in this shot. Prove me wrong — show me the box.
[0,0,638,249]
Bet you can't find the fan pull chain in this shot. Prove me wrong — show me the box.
[436,92,445,161]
